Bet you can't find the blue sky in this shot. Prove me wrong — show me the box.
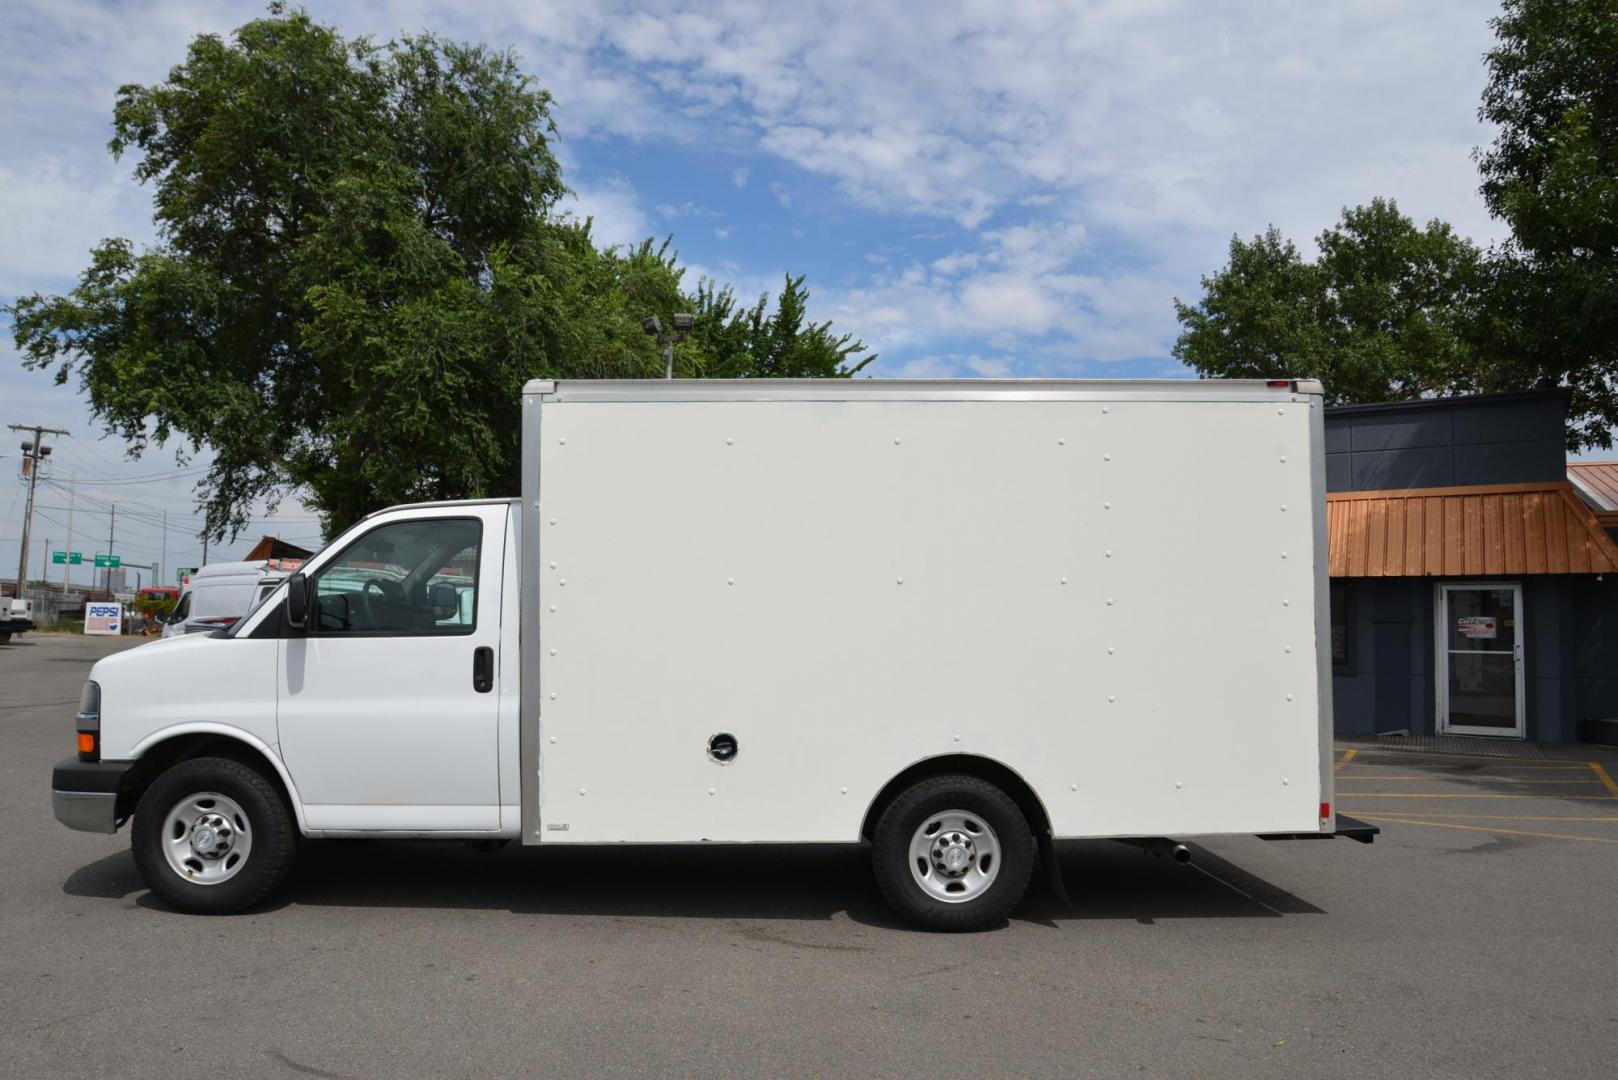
[2,0,1509,582]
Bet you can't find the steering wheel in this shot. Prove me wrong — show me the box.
[360,578,407,628]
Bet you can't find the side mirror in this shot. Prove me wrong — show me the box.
[285,572,309,629]
[426,582,459,619]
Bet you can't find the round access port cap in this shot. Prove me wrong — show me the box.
[707,733,738,764]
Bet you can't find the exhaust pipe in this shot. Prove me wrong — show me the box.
[1116,838,1194,864]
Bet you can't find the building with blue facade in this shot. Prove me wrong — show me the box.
[1326,390,1618,743]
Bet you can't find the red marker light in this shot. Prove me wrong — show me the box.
[1267,379,1291,389]
[1320,801,1331,821]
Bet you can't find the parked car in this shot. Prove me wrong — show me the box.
[161,562,279,638]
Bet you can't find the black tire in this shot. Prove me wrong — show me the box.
[871,774,1036,932]
[131,756,297,914]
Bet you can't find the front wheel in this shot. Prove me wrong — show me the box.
[131,756,297,914]
[871,774,1036,932]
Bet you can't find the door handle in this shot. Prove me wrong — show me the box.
[473,646,494,693]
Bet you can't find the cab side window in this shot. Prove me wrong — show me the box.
[312,518,481,635]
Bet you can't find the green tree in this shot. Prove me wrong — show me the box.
[679,275,873,379]
[8,4,868,539]
[1475,0,1618,449]
[1174,199,1486,404]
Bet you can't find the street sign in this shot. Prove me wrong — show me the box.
[51,551,84,565]
[176,566,197,583]
[93,554,121,569]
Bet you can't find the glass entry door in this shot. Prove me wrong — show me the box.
[1436,583,1525,738]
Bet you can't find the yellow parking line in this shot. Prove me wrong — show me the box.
[1336,776,1606,784]
[1339,793,1618,800]
[1355,814,1618,847]
[1590,763,1618,798]
[1340,763,1593,771]
[1344,750,1588,763]
[1334,748,1358,772]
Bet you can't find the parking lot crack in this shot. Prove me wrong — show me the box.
[268,1049,354,1079]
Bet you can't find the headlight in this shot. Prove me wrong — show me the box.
[76,681,100,762]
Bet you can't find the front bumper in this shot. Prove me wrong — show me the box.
[51,757,135,834]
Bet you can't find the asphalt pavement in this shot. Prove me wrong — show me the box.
[2,632,1616,1079]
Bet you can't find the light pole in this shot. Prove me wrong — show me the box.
[9,424,67,602]
[642,313,695,378]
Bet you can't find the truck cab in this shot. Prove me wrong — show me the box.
[60,499,514,797]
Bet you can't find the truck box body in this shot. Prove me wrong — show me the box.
[520,379,1332,845]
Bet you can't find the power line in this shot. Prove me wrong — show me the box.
[65,467,211,486]
[45,484,318,527]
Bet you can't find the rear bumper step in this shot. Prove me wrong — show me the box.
[1257,814,1379,844]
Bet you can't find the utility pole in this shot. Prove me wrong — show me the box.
[201,531,209,567]
[160,509,167,588]
[105,502,116,595]
[8,423,69,604]
[61,473,75,597]
[41,538,49,583]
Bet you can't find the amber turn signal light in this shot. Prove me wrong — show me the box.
[77,732,97,757]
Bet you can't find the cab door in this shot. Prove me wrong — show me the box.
[276,506,507,831]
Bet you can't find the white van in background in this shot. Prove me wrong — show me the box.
[1,596,34,643]
[163,562,279,638]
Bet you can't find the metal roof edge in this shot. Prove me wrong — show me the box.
[530,378,1313,403]
[1324,387,1572,417]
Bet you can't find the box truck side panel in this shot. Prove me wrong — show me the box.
[533,393,1324,843]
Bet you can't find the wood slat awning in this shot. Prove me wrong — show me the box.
[1327,481,1618,578]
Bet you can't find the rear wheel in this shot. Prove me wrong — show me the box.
[871,774,1035,931]
[131,756,296,914]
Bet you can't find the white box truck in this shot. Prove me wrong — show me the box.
[51,379,1373,930]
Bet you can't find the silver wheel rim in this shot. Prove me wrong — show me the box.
[908,809,1001,903]
[160,791,253,886]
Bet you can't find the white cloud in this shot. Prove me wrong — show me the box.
[447,2,1503,252]
[0,0,1517,445]
[892,353,1016,379]
[0,160,155,296]
[818,218,1179,369]
[560,173,654,250]
[655,200,721,221]
[445,0,1505,369]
